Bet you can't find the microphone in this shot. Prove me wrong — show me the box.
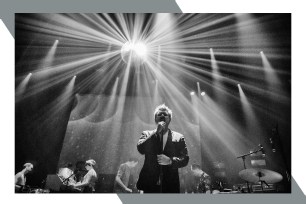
[157,121,165,134]
[258,144,265,157]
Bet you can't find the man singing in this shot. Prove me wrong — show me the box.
[137,104,189,193]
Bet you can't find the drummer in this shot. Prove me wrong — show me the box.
[15,163,34,193]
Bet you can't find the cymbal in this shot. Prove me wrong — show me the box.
[239,168,283,183]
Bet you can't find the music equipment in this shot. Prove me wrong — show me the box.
[16,185,50,193]
[45,174,81,193]
[45,174,63,192]
[217,191,240,194]
[239,168,283,184]
[30,188,50,193]
[237,145,270,193]
[252,183,277,193]
[95,174,116,193]
[232,183,249,193]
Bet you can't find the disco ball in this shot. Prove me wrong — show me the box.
[121,41,147,66]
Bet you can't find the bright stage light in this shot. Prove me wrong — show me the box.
[134,42,147,57]
[121,41,148,66]
[190,91,195,95]
[201,92,205,96]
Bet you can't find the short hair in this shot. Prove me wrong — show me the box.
[154,104,173,121]
[128,157,138,163]
[85,159,96,166]
[24,163,33,169]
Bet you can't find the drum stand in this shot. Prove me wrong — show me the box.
[240,156,251,193]
[256,171,270,192]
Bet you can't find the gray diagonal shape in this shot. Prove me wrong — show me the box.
[0,0,181,37]
[118,178,305,204]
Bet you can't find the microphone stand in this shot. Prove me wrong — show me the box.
[237,147,263,193]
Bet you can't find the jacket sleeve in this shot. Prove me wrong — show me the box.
[137,131,155,154]
[171,136,189,168]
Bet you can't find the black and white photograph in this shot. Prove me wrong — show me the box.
[15,13,291,194]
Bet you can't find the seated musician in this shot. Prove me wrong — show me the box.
[15,163,34,193]
[114,157,139,193]
[70,159,97,193]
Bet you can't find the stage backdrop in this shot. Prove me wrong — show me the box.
[58,94,201,183]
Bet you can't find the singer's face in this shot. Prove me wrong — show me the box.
[155,110,171,124]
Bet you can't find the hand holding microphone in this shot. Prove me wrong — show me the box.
[157,121,166,134]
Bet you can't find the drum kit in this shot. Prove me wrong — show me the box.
[236,144,283,193]
[189,165,283,194]
[188,143,284,194]
[238,168,283,192]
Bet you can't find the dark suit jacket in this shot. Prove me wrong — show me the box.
[137,129,189,193]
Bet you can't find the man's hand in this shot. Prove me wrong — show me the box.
[157,154,172,165]
[156,122,166,134]
[124,187,133,193]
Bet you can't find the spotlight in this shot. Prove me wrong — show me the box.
[134,42,147,57]
[190,92,195,95]
[201,92,205,96]
[121,41,148,65]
